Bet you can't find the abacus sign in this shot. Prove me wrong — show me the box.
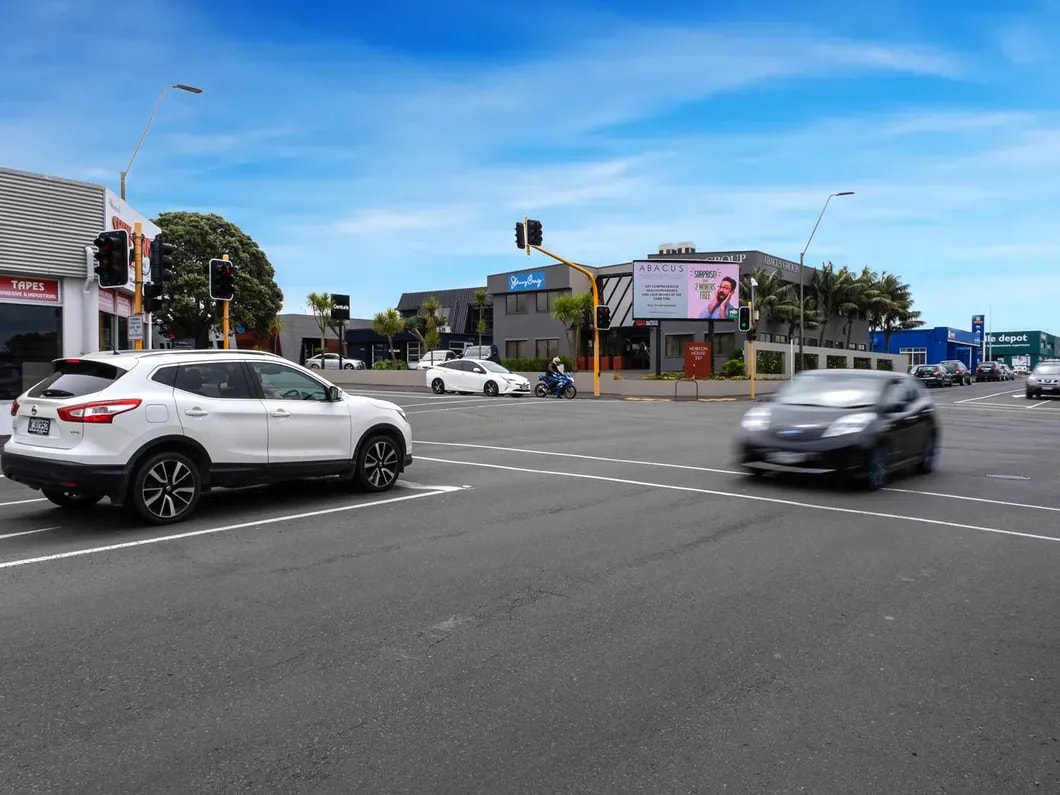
[632,260,740,321]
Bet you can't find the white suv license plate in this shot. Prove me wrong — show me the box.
[27,418,51,436]
[767,451,807,465]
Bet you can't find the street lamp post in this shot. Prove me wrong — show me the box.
[798,191,854,371]
[120,83,203,200]
[120,83,202,350]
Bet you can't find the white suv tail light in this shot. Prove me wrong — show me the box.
[10,399,18,417]
[57,398,142,424]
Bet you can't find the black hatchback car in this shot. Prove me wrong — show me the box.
[737,369,940,490]
[939,359,971,385]
[912,364,952,388]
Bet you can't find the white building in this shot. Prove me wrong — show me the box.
[0,166,160,432]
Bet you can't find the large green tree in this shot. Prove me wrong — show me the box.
[151,211,284,348]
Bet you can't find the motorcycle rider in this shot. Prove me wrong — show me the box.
[544,356,563,394]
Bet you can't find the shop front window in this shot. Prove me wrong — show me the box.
[98,312,129,352]
[0,304,63,398]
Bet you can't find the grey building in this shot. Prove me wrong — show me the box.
[488,245,871,374]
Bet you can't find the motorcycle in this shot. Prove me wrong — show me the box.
[536,372,577,399]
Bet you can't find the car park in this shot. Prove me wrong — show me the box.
[1025,361,1060,399]
[911,364,953,388]
[1,349,412,525]
[737,369,939,490]
[426,358,531,396]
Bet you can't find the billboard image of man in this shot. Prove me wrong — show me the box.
[697,275,737,319]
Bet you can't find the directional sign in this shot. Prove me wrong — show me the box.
[128,314,144,341]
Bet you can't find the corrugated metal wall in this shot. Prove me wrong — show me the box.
[0,168,104,280]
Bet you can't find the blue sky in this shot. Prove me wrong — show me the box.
[2,0,1060,332]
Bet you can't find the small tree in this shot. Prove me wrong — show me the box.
[306,291,332,357]
[472,287,490,348]
[404,296,447,354]
[372,308,406,364]
[551,292,594,372]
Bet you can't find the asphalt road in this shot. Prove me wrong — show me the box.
[1,378,1058,793]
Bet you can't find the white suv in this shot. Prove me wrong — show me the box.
[1,349,413,525]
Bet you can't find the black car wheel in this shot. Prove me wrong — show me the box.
[355,434,401,492]
[917,433,938,474]
[42,489,103,509]
[864,446,889,491]
[484,381,499,397]
[131,451,202,525]
[431,378,446,394]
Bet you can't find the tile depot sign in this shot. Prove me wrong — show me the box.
[0,277,61,304]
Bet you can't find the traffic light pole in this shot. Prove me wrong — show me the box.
[133,222,144,350]
[222,253,231,350]
[530,244,600,398]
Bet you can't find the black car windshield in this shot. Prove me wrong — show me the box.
[776,374,886,408]
[478,361,509,373]
[1036,364,1060,375]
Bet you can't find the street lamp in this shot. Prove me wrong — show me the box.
[120,83,204,200]
[798,190,854,371]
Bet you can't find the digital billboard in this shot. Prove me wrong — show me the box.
[632,260,741,321]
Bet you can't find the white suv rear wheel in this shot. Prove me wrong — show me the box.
[131,451,203,525]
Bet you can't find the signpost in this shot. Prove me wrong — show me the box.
[128,314,144,342]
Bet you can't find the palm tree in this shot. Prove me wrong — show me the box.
[876,272,923,351]
[405,296,447,355]
[372,308,406,365]
[551,292,593,371]
[472,287,490,348]
[306,291,332,357]
[810,263,853,346]
[740,268,797,328]
[775,294,823,352]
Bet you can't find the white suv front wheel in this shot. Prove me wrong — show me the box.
[355,434,401,492]
[131,450,203,525]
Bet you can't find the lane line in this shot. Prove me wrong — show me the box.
[0,485,468,570]
[418,456,1060,545]
[406,400,550,415]
[1029,400,1052,409]
[955,389,1021,404]
[0,526,59,541]
[0,497,47,508]
[417,440,1059,513]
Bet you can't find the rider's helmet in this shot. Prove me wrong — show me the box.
[552,356,561,364]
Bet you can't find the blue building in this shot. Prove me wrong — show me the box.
[871,327,981,369]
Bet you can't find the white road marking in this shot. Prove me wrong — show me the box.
[418,456,1060,545]
[0,497,47,508]
[1029,400,1052,409]
[0,526,59,541]
[954,389,1020,404]
[406,400,548,415]
[0,485,469,570]
[417,440,1060,513]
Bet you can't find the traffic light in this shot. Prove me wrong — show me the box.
[514,222,526,250]
[209,258,235,301]
[595,304,612,331]
[93,230,131,288]
[144,233,177,313]
[526,218,543,247]
[738,305,752,331]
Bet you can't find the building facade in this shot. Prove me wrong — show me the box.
[872,327,1059,370]
[0,167,160,414]
[981,330,1058,369]
[341,286,494,366]
[870,327,981,369]
[487,247,872,373]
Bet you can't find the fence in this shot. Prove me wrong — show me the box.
[746,340,907,378]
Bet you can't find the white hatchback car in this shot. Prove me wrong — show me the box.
[1,349,413,525]
[426,358,531,396]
